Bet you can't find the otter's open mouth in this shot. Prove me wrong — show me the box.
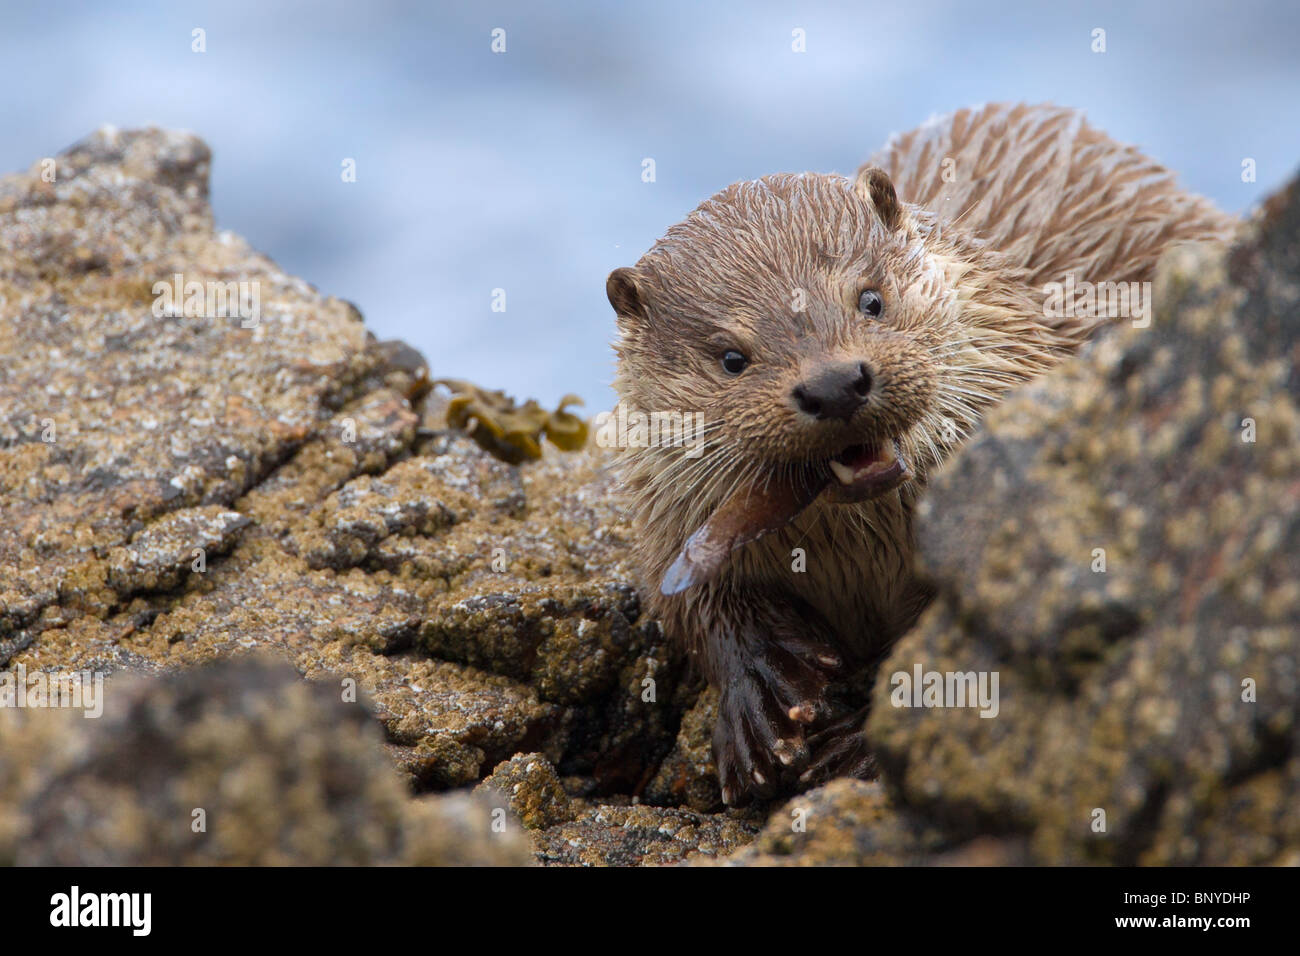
[823,439,910,503]
[659,438,911,596]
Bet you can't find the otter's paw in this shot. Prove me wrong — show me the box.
[713,635,842,806]
[800,706,879,786]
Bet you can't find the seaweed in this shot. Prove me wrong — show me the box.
[434,379,588,464]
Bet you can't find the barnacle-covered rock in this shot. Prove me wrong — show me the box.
[3,657,535,865]
[0,128,714,867]
[866,174,1300,865]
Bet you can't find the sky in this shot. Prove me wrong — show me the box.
[2,0,1297,410]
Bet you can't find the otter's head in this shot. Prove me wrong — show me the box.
[608,167,1063,592]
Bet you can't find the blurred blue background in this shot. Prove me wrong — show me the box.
[2,0,1297,410]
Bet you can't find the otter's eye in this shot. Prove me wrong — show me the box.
[858,289,884,318]
[721,350,748,375]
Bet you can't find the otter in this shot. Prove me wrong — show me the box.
[606,103,1234,805]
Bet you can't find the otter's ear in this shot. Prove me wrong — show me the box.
[607,267,647,320]
[854,166,902,232]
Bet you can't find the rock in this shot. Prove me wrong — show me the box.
[644,687,723,812]
[476,753,576,830]
[0,126,376,640]
[4,656,533,865]
[715,780,944,866]
[403,791,536,866]
[106,506,249,593]
[865,173,1300,865]
[531,803,758,866]
[0,128,718,867]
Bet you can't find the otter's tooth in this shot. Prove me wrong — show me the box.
[829,459,856,485]
[877,442,898,465]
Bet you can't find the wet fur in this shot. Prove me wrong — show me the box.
[608,103,1235,804]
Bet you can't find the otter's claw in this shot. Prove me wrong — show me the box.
[713,629,843,806]
[800,706,879,785]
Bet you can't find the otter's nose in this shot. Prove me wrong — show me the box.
[791,361,873,421]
